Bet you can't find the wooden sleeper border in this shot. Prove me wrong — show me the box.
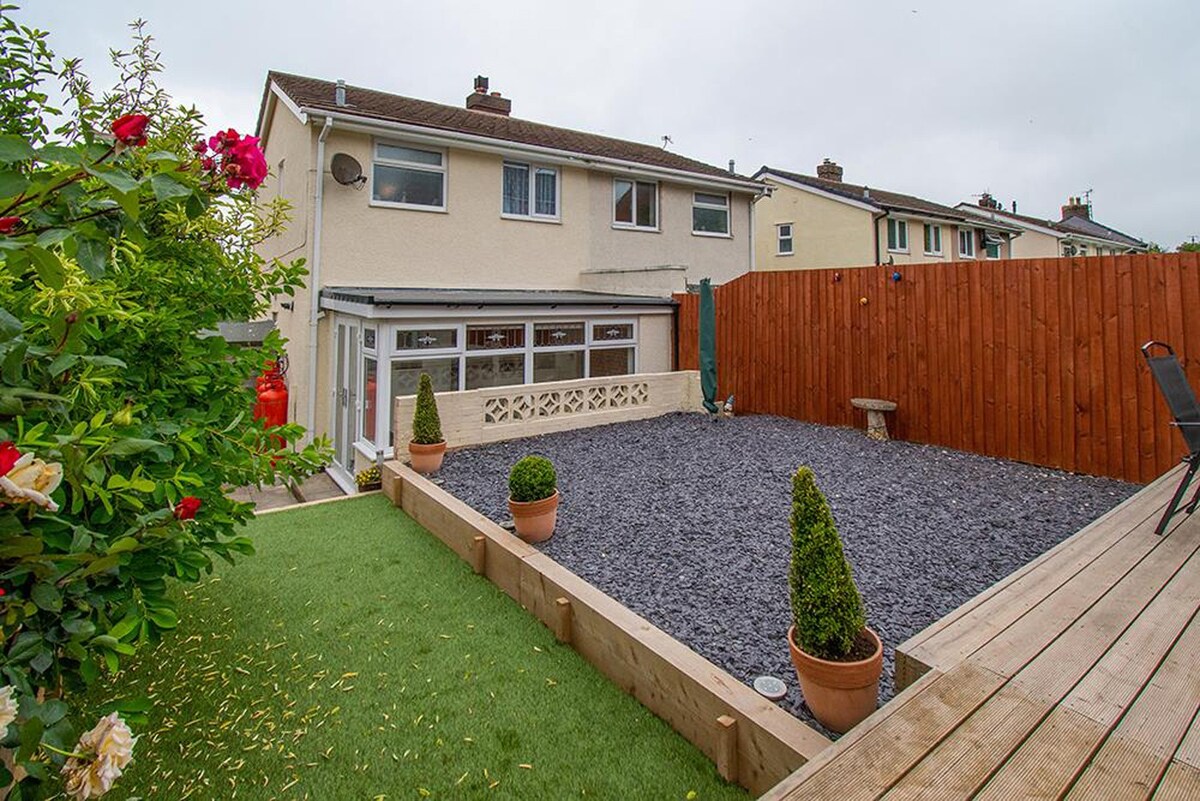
[382,460,830,796]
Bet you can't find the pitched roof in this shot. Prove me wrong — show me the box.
[263,72,753,184]
[756,166,974,222]
[957,203,1147,248]
[1055,215,1147,248]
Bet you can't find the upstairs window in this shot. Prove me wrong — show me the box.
[372,142,446,209]
[923,224,942,255]
[777,223,794,255]
[613,179,658,229]
[887,219,908,252]
[502,161,558,219]
[692,192,730,235]
[958,228,975,257]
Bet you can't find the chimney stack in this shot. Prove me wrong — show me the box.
[1061,196,1090,220]
[816,158,843,182]
[466,75,511,116]
[335,79,346,107]
[977,192,1001,210]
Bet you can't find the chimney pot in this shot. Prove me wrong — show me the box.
[335,79,346,107]
[816,158,844,182]
[473,75,489,94]
[728,159,736,174]
[1061,196,1091,221]
[1012,200,1018,213]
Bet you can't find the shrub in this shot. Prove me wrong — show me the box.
[788,467,866,660]
[509,456,557,503]
[411,373,443,445]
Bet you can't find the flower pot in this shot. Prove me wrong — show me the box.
[508,490,559,543]
[787,625,882,734]
[408,440,446,474]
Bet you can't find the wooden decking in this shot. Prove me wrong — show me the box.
[762,464,1200,800]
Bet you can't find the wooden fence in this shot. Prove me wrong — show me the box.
[676,252,1200,484]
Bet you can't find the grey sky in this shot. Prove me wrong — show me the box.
[26,1,1200,248]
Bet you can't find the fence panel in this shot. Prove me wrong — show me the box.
[675,253,1200,483]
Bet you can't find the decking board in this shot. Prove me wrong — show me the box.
[764,468,1200,800]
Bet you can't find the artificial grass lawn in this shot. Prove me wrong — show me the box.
[85,494,747,800]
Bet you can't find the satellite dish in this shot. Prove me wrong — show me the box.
[330,153,365,186]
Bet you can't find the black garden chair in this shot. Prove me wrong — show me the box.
[1142,341,1200,535]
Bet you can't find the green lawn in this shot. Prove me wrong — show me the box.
[84,494,746,800]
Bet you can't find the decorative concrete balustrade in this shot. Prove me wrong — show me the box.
[392,370,702,455]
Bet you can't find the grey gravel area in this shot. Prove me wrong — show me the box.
[435,413,1138,735]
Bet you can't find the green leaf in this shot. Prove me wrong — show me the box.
[35,228,70,248]
[26,246,63,289]
[107,614,140,640]
[145,606,178,629]
[85,166,140,194]
[35,145,80,165]
[150,173,191,202]
[75,238,107,278]
[30,583,61,613]
[0,169,29,199]
[113,188,139,221]
[78,554,119,578]
[30,699,67,727]
[103,438,170,460]
[0,307,22,340]
[16,717,43,763]
[0,135,34,164]
[106,537,140,555]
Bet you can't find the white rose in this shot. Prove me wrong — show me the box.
[0,453,63,512]
[0,685,17,731]
[60,712,136,800]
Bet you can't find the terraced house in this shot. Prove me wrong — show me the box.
[956,194,1148,258]
[254,72,763,488]
[752,160,1022,271]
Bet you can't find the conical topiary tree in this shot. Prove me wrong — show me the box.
[411,373,444,445]
[788,467,866,660]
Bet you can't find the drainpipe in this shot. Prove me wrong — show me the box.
[306,116,334,438]
[872,211,888,265]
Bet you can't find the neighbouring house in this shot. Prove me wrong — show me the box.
[752,161,1021,271]
[956,194,1148,259]
[254,71,763,488]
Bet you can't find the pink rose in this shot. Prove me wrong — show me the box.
[226,135,267,190]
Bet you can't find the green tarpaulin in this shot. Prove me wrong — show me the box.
[699,278,718,413]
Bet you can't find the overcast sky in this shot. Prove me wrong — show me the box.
[25,0,1199,248]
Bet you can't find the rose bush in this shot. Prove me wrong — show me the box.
[0,10,329,798]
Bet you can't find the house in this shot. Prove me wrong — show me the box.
[956,194,1148,259]
[254,72,763,488]
[752,161,1021,271]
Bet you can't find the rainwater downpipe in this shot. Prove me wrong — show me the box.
[873,211,888,266]
[306,116,334,437]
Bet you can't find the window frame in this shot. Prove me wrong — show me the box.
[370,139,448,212]
[923,223,943,256]
[887,218,909,253]
[501,160,561,222]
[958,227,976,258]
[777,223,794,256]
[691,191,731,237]
[612,179,659,231]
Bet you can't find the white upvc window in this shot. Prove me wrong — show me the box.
[502,161,559,220]
[923,223,942,256]
[958,227,976,258]
[371,141,446,210]
[777,223,794,255]
[692,192,730,236]
[887,218,908,252]
[613,179,658,230]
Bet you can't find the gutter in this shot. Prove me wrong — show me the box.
[301,107,766,193]
[306,116,334,438]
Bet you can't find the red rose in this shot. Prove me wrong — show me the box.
[0,442,21,476]
[226,135,267,190]
[111,114,150,147]
[208,128,239,154]
[0,217,20,235]
[173,496,201,520]
[192,141,207,154]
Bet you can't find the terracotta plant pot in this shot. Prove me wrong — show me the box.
[408,440,446,474]
[787,625,882,734]
[508,490,559,543]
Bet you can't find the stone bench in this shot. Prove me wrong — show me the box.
[850,398,898,441]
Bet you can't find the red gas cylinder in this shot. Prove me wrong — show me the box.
[253,358,289,449]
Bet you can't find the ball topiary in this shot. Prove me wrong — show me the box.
[508,455,557,503]
[411,373,444,445]
[788,466,866,660]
